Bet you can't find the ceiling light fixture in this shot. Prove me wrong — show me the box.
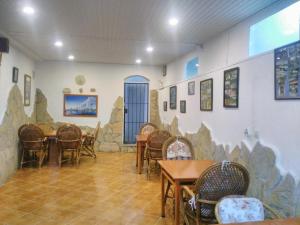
[54,41,63,47]
[168,17,179,26]
[146,46,154,53]
[23,6,35,15]
[136,59,142,64]
[68,55,75,60]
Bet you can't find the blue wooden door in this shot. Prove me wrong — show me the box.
[124,83,149,144]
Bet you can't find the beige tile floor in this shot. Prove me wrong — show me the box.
[0,152,175,225]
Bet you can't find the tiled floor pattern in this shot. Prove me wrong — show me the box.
[0,153,175,225]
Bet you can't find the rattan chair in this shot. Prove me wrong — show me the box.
[140,123,158,135]
[18,124,48,168]
[136,123,158,168]
[145,130,171,179]
[162,136,194,209]
[215,195,280,223]
[180,162,249,225]
[81,122,100,158]
[56,124,82,167]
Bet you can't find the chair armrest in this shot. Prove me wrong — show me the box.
[197,199,218,205]
[182,185,195,198]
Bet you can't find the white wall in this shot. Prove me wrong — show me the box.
[159,0,300,178]
[0,46,36,121]
[35,61,161,127]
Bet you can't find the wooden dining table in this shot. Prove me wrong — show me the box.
[135,134,148,174]
[213,218,300,225]
[44,130,86,167]
[159,160,215,225]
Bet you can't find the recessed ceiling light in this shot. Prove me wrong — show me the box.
[68,55,75,60]
[23,6,35,15]
[146,46,154,53]
[136,59,142,64]
[54,41,63,47]
[195,63,199,67]
[168,17,179,26]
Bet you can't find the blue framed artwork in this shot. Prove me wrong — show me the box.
[274,40,300,100]
[185,57,199,79]
[64,94,98,117]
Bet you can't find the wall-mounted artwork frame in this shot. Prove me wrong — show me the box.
[64,94,98,117]
[12,67,18,83]
[224,67,239,108]
[169,86,177,109]
[200,78,213,111]
[163,101,167,111]
[188,81,195,95]
[274,40,300,100]
[24,74,31,106]
[180,100,186,113]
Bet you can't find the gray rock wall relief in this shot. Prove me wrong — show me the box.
[34,88,54,123]
[0,85,33,185]
[94,96,123,152]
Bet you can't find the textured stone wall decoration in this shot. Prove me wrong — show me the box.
[0,85,34,186]
[34,88,54,124]
[94,96,123,152]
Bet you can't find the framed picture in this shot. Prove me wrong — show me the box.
[180,100,186,113]
[12,67,18,83]
[200,78,213,111]
[169,86,177,109]
[24,75,31,106]
[188,81,195,95]
[64,94,98,117]
[224,67,239,108]
[274,40,300,100]
[163,101,167,111]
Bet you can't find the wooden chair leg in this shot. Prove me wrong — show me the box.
[147,158,150,180]
[38,150,45,168]
[20,148,25,169]
[58,149,62,167]
[164,181,171,204]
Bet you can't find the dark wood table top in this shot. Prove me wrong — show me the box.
[158,160,215,181]
[213,218,300,225]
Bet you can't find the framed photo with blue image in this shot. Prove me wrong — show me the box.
[64,94,98,117]
[274,40,300,100]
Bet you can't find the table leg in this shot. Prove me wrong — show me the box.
[136,141,139,167]
[161,170,165,217]
[174,181,181,225]
[48,137,59,167]
[137,141,142,174]
[140,144,145,169]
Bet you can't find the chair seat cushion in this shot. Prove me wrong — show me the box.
[216,196,264,224]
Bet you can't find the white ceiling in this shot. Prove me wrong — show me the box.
[0,0,280,65]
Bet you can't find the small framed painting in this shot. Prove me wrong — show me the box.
[188,81,195,95]
[24,75,31,106]
[274,40,300,100]
[163,101,167,111]
[12,67,18,83]
[169,86,177,109]
[224,67,239,108]
[200,78,213,111]
[180,100,186,113]
[64,94,98,117]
